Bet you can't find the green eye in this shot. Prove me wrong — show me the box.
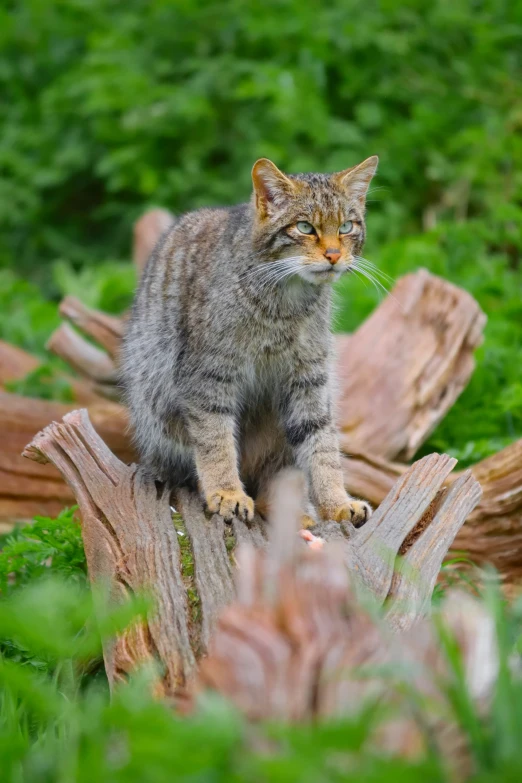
[296,221,315,235]
[339,220,354,234]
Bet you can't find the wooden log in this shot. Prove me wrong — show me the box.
[198,531,495,780]
[0,339,104,405]
[23,409,481,694]
[341,440,522,589]
[0,391,134,523]
[337,269,486,460]
[22,409,489,777]
[59,297,124,358]
[453,439,522,587]
[0,339,39,385]
[23,410,196,694]
[46,323,118,385]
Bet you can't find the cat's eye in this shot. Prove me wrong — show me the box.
[296,221,315,235]
[339,221,354,235]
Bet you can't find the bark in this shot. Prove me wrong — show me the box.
[0,391,134,522]
[337,269,486,460]
[0,339,104,405]
[23,408,481,695]
[341,440,522,590]
[58,296,125,359]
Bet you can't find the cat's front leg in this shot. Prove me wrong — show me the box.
[186,402,254,523]
[282,377,371,527]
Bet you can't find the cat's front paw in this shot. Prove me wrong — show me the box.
[206,489,255,523]
[321,499,372,528]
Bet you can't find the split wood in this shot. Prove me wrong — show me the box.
[24,408,481,693]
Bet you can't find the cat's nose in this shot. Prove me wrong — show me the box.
[324,248,341,265]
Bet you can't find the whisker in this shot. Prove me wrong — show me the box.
[251,263,303,290]
[241,257,306,287]
[352,261,404,312]
[349,268,371,290]
[354,257,396,286]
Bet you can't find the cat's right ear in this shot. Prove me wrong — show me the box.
[252,159,295,219]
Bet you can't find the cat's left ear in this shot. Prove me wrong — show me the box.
[334,156,379,203]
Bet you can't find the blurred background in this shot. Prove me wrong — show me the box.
[0,0,521,463]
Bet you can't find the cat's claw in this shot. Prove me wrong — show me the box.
[206,489,255,523]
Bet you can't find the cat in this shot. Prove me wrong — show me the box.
[120,155,378,528]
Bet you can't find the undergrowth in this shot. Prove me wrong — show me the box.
[1,510,522,781]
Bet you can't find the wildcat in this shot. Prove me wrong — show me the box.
[120,156,378,527]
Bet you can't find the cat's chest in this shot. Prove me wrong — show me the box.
[236,310,303,356]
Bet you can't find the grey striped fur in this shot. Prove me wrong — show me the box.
[120,157,378,525]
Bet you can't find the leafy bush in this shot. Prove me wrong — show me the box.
[0,507,86,594]
[1,0,521,275]
[1,0,520,459]
[1,521,522,781]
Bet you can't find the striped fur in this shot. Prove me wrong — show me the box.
[121,157,378,525]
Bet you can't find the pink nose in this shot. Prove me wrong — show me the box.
[324,248,341,265]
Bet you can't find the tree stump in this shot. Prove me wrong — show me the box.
[23,408,481,694]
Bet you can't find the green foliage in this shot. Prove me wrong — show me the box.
[5,363,75,402]
[0,0,520,457]
[53,260,136,314]
[1,0,521,273]
[1,552,522,781]
[0,271,61,359]
[0,507,86,594]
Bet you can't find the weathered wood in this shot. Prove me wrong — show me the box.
[23,409,196,694]
[59,296,124,359]
[341,440,522,590]
[312,454,482,627]
[23,409,481,697]
[47,323,118,385]
[454,439,522,589]
[337,269,486,460]
[198,505,495,779]
[0,391,134,523]
[385,470,482,630]
[175,489,235,653]
[0,339,104,405]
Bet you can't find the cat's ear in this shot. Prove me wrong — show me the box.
[335,156,379,204]
[252,159,296,218]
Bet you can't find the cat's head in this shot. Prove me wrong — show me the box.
[251,156,378,285]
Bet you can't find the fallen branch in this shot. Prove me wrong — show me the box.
[0,339,104,405]
[59,296,125,359]
[341,440,522,590]
[0,391,134,523]
[337,269,486,460]
[47,323,118,385]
